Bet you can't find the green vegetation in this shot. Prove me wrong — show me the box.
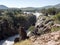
[14,7,60,45]
[41,8,60,15]
[51,26,60,32]
[53,12,60,24]
[28,26,35,32]
[0,9,36,40]
[54,13,60,20]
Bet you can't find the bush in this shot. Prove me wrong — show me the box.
[28,26,35,32]
[51,26,60,32]
[0,10,37,40]
[28,15,36,26]
[55,13,60,21]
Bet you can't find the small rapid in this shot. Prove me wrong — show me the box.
[0,34,19,45]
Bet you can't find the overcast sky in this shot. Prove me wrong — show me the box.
[0,0,60,8]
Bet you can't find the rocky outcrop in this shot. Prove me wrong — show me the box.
[30,30,60,45]
[27,16,55,37]
[34,16,54,35]
[18,27,28,41]
[0,20,18,40]
[14,37,19,43]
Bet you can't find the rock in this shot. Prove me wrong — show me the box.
[14,37,19,43]
[30,36,37,42]
[45,19,54,24]
[46,40,56,45]
[18,27,27,40]
[39,24,44,28]
[43,26,51,33]
[31,30,60,45]
[27,31,32,37]
[54,34,60,41]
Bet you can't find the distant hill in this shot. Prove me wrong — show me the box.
[20,3,60,11]
[0,3,60,11]
[54,4,60,8]
[0,5,8,9]
[42,3,60,9]
[20,7,37,11]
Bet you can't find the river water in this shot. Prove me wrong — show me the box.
[0,35,19,45]
[0,31,30,45]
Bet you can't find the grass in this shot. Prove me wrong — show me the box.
[28,26,35,32]
[51,26,60,32]
[14,39,32,45]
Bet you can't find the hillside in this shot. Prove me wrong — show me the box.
[54,4,60,8]
[14,12,60,45]
[0,5,8,9]
[20,3,60,11]
[14,30,60,45]
[41,3,60,9]
[31,30,60,45]
[20,7,36,11]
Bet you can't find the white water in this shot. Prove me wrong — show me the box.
[0,31,30,45]
[0,35,19,45]
[33,12,43,18]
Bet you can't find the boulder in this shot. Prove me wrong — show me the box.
[18,27,27,41]
[14,37,19,43]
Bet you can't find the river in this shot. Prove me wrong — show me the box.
[0,35,19,45]
[0,30,30,45]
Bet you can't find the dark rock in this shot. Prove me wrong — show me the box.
[14,37,19,43]
[43,26,51,33]
[45,19,54,24]
[42,18,46,21]
[39,24,44,28]
[31,26,41,36]
[18,27,27,41]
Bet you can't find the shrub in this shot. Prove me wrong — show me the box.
[54,12,60,20]
[51,26,60,32]
[28,26,35,32]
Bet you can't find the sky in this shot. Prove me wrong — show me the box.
[0,0,60,8]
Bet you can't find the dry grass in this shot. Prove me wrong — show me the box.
[14,39,32,45]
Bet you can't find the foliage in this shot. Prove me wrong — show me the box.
[41,8,58,15]
[51,26,60,32]
[28,26,35,32]
[54,12,60,21]
[28,15,36,26]
[0,9,36,40]
[47,8,57,15]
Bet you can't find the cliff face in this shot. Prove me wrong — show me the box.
[30,30,60,45]
[29,15,60,45]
